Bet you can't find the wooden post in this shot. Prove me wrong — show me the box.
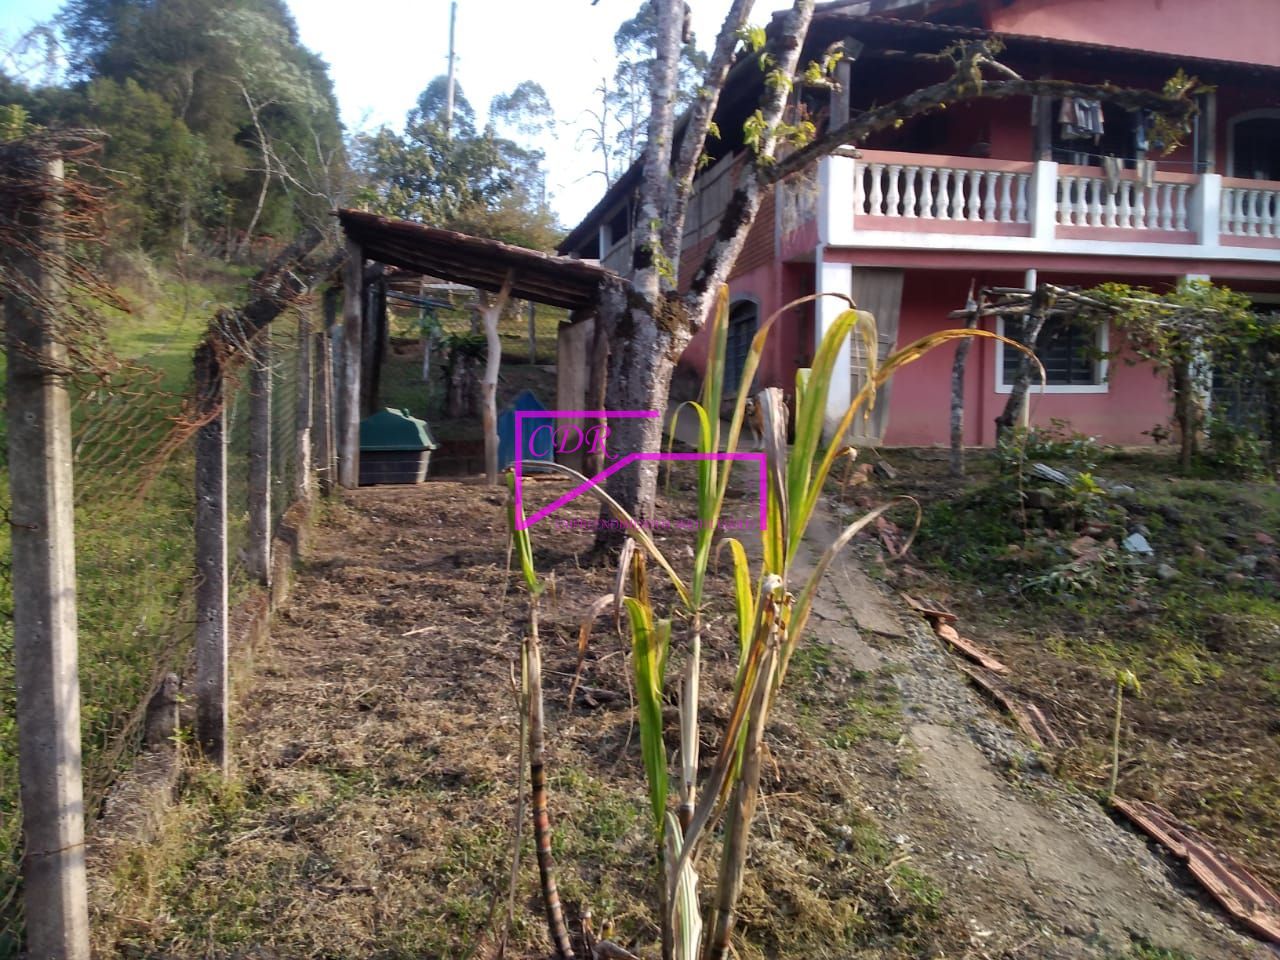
[481,274,514,485]
[338,240,362,488]
[527,300,537,364]
[314,289,335,495]
[949,286,980,477]
[193,341,229,771]
[3,149,91,960]
[584,309,610,477]
[295,313,313,501]
[246,328,272,585]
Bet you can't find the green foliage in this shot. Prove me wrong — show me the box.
[18,0,350,258]
[1203,421,1269,479]
[353,76,559,250]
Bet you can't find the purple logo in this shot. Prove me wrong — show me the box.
[513,410,767,532]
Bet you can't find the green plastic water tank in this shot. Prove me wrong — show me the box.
[358,408,436,484]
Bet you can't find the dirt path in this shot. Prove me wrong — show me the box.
[93,483,1274,959]
[802,509,1270,959]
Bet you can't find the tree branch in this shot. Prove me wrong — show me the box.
[661,0,756,257]
[766,42,1196,184]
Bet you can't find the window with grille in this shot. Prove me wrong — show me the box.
[1001,316,1102,387]
[725,300,758,395]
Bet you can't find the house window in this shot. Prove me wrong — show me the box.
[997,315,1108,394]
[725,300,758,395]
[1230,114,1280,181]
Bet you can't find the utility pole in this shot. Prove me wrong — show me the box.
[444,0,458,138]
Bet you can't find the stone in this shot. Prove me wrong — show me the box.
[1237,554,1260,573]
[1155,563,1178,581]
[1122,532,1154,555]
[1108,483,1136,497]
[1191,543,1207,561]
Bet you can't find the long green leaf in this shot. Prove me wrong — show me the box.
[506,471,540,594]
[625,596,669,828]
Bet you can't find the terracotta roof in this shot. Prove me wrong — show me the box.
[336,209,617,311]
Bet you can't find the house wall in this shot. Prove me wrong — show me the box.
[880,268,1175,447]
[982,0,1280,69]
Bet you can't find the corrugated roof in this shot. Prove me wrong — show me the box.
[337,210,617,311]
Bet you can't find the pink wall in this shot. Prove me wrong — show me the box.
[984,0,1280,69]
[882,268,1174,447]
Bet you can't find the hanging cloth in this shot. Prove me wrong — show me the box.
[1103,155,1124,193]
[1136,158,1157,189]
[1075,99,1104,139]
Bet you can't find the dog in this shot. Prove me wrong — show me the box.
[742,389,790,451]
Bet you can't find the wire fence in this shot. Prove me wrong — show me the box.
[0,138,336,953]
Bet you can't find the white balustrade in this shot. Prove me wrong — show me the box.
[850,152,1279,249]
[1054,173,1192,233]
[855,158,1031,225]
[1222,183,1279,238]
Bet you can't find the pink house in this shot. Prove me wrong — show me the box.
[559,0,1280,447]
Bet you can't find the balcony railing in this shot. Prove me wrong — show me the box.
[823,149,1280,259]
[1056,165,1192,232]
[856,154,1033,227]
[1221,178,1280,239]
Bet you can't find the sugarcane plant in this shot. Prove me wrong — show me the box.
[1108,668,1142,799]
[509,287,1030,960]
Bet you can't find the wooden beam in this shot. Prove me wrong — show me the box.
[338,240,364,489]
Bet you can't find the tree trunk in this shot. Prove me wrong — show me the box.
[950,333,975,477]
[950,295,980,477]
[597,285,688,542]
[995,285,1053,439]
[482,277,513,485]
[1173,358,1195,472]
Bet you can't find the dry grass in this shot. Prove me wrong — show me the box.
[92,476,965,959]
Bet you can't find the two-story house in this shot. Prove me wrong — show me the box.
[559,0,1280,447]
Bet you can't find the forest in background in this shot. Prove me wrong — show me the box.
[0,0,708,270]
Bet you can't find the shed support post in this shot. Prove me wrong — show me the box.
[528,300,537,363]
[295,313,313,501]
[3,150,91,960]
[246,328,272,585]
[194,342,229,771]
[338,241,363,488]
[314,288,335,494]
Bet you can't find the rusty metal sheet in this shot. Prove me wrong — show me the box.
[1112,797,1280,945]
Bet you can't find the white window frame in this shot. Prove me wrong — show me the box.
[995,315,1109,395]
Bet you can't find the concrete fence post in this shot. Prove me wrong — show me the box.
[193,340,229,771]
[3,149,91,960]
[246,329,272,585]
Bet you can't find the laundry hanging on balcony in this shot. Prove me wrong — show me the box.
[1059,97,1104,141]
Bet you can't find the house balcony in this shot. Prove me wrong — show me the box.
[801,149,1280,269]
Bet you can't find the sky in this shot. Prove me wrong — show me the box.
[0,0,737,229]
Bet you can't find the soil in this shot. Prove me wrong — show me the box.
[92,476,1274,959]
